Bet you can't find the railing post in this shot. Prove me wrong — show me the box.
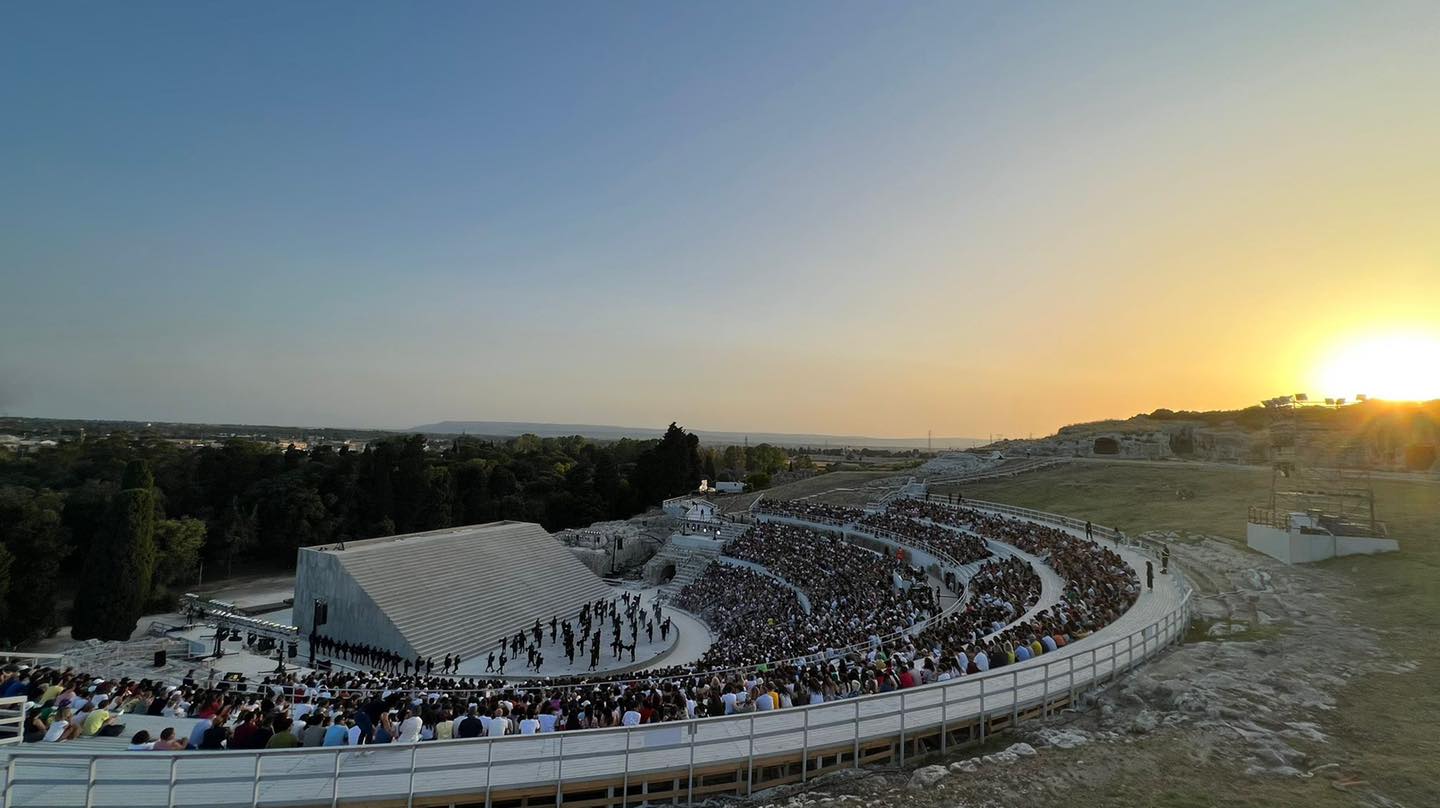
[1068,654,1076,707]
[167,756,178,808]
[940,684,948,754]
[1011,671,1019,725]
[251,755,262,808]
[331,751,342,808]
[1042,663,1051,717]
[687,724,696,807]
[746,715,755,796]
[978,678,986,743]
[852,700,860,768]
[84,758,96,808]
[484,740,493,808]
[4,755,16,808]
[406,743,418,808]
[801,708,809,783]
[898,692,906,765]
[1127,633,1135,673]
[623,726,633,807]
[556,734,565,807]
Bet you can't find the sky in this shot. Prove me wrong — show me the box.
[3,1,1438,439]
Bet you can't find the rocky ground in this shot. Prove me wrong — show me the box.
[705,535,1415,808]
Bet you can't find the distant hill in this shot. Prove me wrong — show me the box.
[411,420,985,450]
[990,399,1440,471]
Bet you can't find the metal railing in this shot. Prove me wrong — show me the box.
[1,510,1193,808]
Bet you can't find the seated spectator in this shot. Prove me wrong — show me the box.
[42,707,80,743]
[153,726,189,751]
[199,716,230,750]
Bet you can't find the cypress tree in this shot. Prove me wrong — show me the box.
[71,460,158,640]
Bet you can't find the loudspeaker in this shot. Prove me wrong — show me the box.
[287,641,299,658]
[153,649,167,667]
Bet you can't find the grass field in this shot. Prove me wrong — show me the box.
[933,460,1440,806]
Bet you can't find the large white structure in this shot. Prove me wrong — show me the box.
[1245,508,1399,564]
[293,521,612,661]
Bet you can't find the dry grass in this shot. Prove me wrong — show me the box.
[942,460,1439,806]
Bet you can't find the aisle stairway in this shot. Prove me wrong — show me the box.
[649,542,724,603]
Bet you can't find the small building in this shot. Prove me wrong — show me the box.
[715,481,746,494]
[1245,507,1398,564]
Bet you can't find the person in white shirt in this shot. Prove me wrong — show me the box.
[720,690,738,715]
[536,710,558,733]
[518,715,540,735]
[621,704,642,726]
[43,710,78,743]
[396,710,424,744]
[486,710,510,737]
[346,721,362,746]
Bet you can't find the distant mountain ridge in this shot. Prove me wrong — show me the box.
[411,420,985,450]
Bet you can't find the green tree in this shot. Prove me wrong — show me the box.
[0,486,69,643]
[0,543,12,645]
[215,497,257,577]
[71,460,159,640]
[152,517,206,603]
[632,423,702,504]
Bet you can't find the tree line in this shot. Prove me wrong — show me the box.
[0,422,706,645]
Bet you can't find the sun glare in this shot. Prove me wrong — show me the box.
[1314,331,1440,402]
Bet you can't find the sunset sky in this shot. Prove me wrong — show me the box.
[3,1,1438,439]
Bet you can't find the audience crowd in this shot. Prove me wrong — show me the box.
[5,497,1141,751]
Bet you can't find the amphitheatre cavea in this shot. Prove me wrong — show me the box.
[4,3,1437,807]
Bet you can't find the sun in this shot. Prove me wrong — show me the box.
[1313,331,1440,402]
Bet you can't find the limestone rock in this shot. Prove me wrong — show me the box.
[1130,709,1160,734]
[1031,727,1090,749]
[906,765,950,790]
